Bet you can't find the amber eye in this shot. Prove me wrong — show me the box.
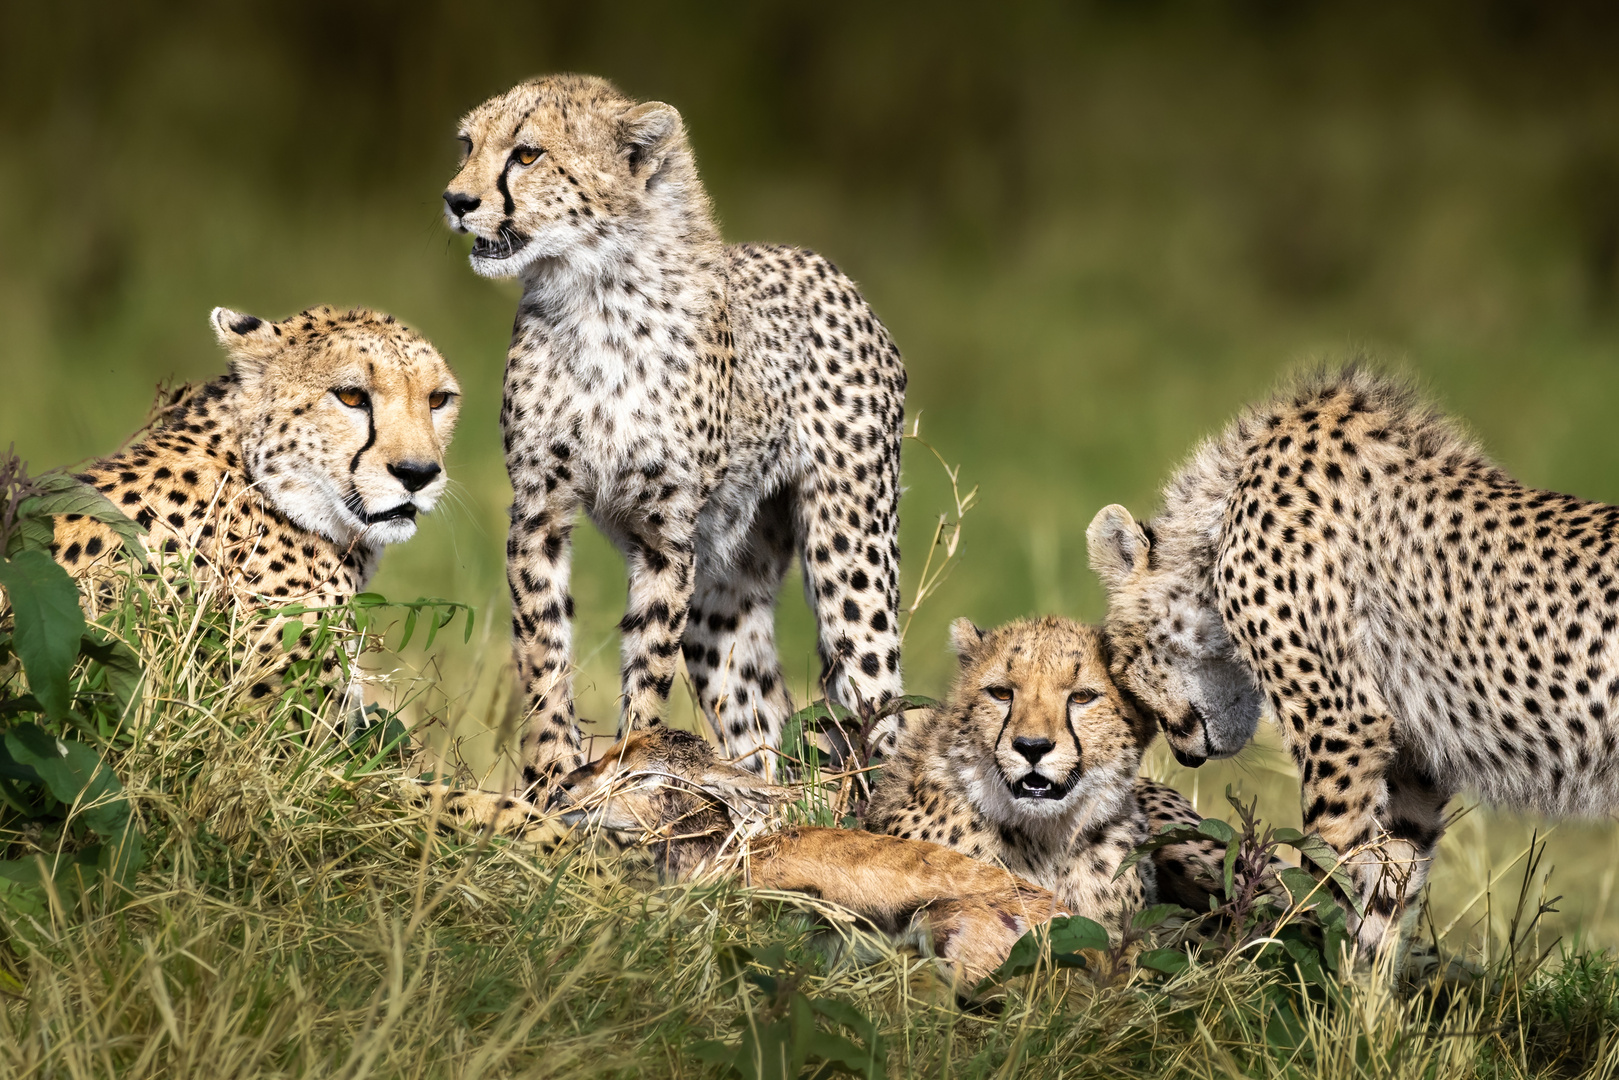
[1070,690,1100,706]
[514,146,542,166]
[985,686,1012,702]
[335,388,368,408]
[428,390,452,410]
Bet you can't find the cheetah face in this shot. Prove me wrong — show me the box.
[211,306,460,549]
[1088,505,1263,766]
[442,75,687,279]
[548,728,776,834]
[945,617,1152,831]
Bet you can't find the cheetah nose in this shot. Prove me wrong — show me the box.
[388,460,442,493]
[443,191,481,218]
[1011,736,1055,765]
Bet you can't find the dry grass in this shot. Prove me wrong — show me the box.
[2,577,1617,1080]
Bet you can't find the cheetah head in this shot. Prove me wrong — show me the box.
[442,74,696,279]
[210,306,460,548]
[945,616,1153,835]
[1087,504,1263,767]
[547,728,781,837]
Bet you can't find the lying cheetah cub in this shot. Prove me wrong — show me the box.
[866,617,1240,936]
[51,306,460,698]
[444,75,907,789]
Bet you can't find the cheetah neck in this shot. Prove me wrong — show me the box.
[1155,421,1252,597]
[514,169,726,394]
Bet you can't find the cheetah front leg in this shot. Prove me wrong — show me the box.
[1286,697,1430,960]
[793,471,903,757]
[508,485,585,794]
[617,525,697,734]
[683,492,795,776]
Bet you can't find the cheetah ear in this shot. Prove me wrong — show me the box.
[948,618,987,666]
[619,101,682,180]
[1088,504,1151,592]
[210,307,280,374]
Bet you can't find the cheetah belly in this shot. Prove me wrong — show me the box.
[1373,591,1619,819]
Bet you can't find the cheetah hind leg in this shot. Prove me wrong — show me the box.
[683,490,795,778]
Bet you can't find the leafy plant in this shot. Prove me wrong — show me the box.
[0,449,146,916]
[692,942,887,1080]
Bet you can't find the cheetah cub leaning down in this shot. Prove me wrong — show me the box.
[866,617,1259,939]
[443,75,907,790]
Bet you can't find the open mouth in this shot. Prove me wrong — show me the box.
[1010,773,1073,801]
[347,492,418,526]
[471,226,529,261]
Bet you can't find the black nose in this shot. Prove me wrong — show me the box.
[1011,736,1055,765]
[443,191,480,217]
[388,461,441,493]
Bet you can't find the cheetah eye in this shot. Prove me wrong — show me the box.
[513,145,542,167]
[1069,690,1100,706]
[984,686,1012,703]
[456,135,472,164]
[334,388,369,409]
[428,391,454,410]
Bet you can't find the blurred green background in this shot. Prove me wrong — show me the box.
[4,1,1617,948]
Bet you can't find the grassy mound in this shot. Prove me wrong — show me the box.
[1,562,1616,1080]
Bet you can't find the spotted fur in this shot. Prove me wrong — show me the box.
[52,305,460,699]
[1090,364,1619,953]
[865,616,1240,935]
[443,74,906,791]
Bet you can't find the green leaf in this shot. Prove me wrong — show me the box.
[0,550,87,718]
[16,472,146,559]
[398,607,419,650]
[78,633,142,715]
[983,915,1107,985]
[1278,867,1325,906]
[1138,948,1190,975]
[1222,832,1241,899]
[1132,903,1189,931]
[1115,822,1204,879]
[5,723,130,840]
[1196,818,1235,844]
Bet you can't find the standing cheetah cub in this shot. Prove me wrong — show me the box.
[443,74,907,790]
[866,616,1241,937]
[1089,365,1619,954]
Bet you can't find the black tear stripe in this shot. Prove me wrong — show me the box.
[350,403,376,473]
[497,162,516,215]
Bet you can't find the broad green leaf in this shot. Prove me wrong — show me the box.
[984,915,1106,984]
[1132,903,1189,931]
[0,550,87,718]
[1279,867,1325,906]
[78,633,143,715]
[0,858,49,918]
[1115,822,1203,878]
[5,723,131,840]
[15,472,146,559]
[1196,818,1235,844]
[398,607,419,649]
[1047,915,1110,954]
[1138,948,1190,975]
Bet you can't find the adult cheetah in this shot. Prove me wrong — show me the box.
[443,75,906,789]
[866,616,1253,936]
[1089,365,1619,953]
[51,306,460,698]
